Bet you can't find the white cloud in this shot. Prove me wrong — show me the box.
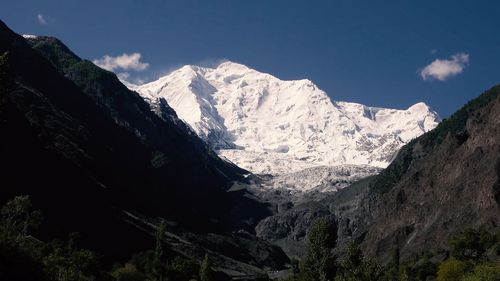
[420,53,469,81]
[117,72,131,80]
[117,72,147,86]
[37,14,47,25]
[93,53,149,72]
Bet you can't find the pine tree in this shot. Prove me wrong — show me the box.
[153,220,167,281]
[335,242,383,281]
[200,253,214,281]
[0,195,42,242]
[301,217,337,281]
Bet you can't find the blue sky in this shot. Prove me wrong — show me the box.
[2,0,500,117]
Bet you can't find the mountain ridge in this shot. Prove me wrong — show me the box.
[360,84,500,263]
[128,61,440,176]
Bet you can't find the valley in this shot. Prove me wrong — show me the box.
[0,16,499,281]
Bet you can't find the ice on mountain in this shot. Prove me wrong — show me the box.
[129,61,440,179]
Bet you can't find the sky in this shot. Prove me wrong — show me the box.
[2,0,500,117]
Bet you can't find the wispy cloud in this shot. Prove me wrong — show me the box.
[117,72,131,81]
[420,53,469,81]
[37,14,47,25]
[117,72,147,86]
[93,53,150,72]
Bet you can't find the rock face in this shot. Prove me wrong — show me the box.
[251,176,374,258]
[359,85,500,263]
[254,201,332,257]
[131,62,440,176]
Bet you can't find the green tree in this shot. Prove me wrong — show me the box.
[451,229,494,261]
[461,262,500,281]
[111,263,145,281]
[199,254,214,281]
[436,259,470,281]
[128,250,157,279]
[169,256,198,280]
[413,257,438,281]
[0,195,42,242]
[397,266,409,281]
[153,220,167,281]
[42,236,99,281]
[301,217,337,281]
[335,242,383,281]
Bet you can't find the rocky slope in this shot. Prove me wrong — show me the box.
[251,176,375,258]
[130,62,440,176]
[360,84,500,263]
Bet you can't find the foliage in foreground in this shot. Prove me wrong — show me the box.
[0,195,498,281]
[284,218,500,281]
[0,196,214,281]
[300,217,337,281]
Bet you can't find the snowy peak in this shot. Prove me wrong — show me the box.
[130,61,440,175]
[22,34,38,39]
[216,61,251,73]
[408,102,430,112]
[334,101,439,143]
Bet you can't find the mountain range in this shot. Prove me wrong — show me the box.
[129,62,440,176]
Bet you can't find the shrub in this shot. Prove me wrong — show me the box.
[436,259,470,281]
[461,262,500,281]
[111,263,145,281]
[451,229,496,261]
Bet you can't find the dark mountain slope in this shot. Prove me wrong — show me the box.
[0,20,282,270]
[0,37,156,259]
[0,20,231,227]
[22,34,249,222]
[360,85,500,263]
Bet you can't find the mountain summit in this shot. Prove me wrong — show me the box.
[129,61,440,175]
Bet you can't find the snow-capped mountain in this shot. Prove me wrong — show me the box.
[129,61,440,175]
